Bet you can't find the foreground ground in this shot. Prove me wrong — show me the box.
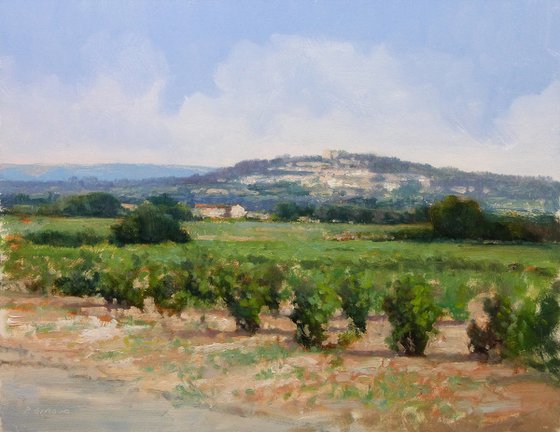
[0,292,558,431]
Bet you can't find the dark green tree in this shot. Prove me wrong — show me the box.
[147,193,193,221]
[429,195,486,239]
[62,192,122,217]
[111,202,190,245]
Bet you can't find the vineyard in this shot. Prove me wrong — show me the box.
[1,215,560,429]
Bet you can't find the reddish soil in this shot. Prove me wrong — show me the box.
[0,292,558,431]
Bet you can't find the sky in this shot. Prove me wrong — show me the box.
[0,0,559,178]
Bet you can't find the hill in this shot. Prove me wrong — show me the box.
[2,152,559,215]
[182,151,560,214]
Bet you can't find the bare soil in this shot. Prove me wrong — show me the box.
[0,292,558,432]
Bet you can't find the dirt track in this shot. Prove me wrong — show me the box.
[0,349,297,432]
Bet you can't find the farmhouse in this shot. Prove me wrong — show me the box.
[194,204,247,219]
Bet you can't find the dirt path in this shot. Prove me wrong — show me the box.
[0,349,296,432]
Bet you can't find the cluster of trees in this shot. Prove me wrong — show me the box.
[1,193,58,213]
[36,192,123,217]
[49,250,560,376]
[430,195,560,242]
[16,194,193,247]
[272,201,429,224]
[4,192,195,224]
[270,196,560,243]
[110,194,192,245]
[1,192,122,218]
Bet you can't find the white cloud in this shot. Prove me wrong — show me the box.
[1,35,559,179]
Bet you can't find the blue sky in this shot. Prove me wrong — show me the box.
[0,1,559,177]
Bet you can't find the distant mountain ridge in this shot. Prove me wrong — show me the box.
[0,163,215,181]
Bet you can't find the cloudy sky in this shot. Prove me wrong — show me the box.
[1,1,559,177]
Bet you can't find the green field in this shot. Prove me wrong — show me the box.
[3,215,559,320]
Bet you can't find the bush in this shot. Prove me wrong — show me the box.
[289,270,340,348]
[111,202,191,245]
[467,293,513,358]
[211,262,265,334]
[507,290,560,376]
[98,262,145,308]
[146,266,185,311]
[147,255,218,312]
[54,251,100,297]
[256,263,286,315]
[25,229,105,247]
[468,289,560,377]
[179,255,219,307]
[272,202,314,222]
[430,195,560,242]
[38,192,122,217]
[335,269,376,334]
[382,276,442,356]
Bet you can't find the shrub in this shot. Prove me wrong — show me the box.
[467,288,560,378]
[466,293,513,358]
[147,255,218,312]
[336,269,376,334]
[506,290,560,377]
[468,288,560,374]
[111,202,191,245]
[25,229,104,247]
[98,263,145,308]
[430,195,560,242]
[256,263,286,315]
[272,202,314,222]
[179,255,219,307]
[38,192,122,217]
[54,252,100,297]
[289,270,340,348]
[211,262,265,334]
[382,276,442,356]
[146,266,185,311]
[63,192,122,217]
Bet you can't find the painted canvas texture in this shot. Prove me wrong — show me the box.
[0,1,559,431]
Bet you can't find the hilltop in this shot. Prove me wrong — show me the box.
[182,151,560,214]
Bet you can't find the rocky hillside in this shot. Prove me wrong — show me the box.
[182,151,560,214]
